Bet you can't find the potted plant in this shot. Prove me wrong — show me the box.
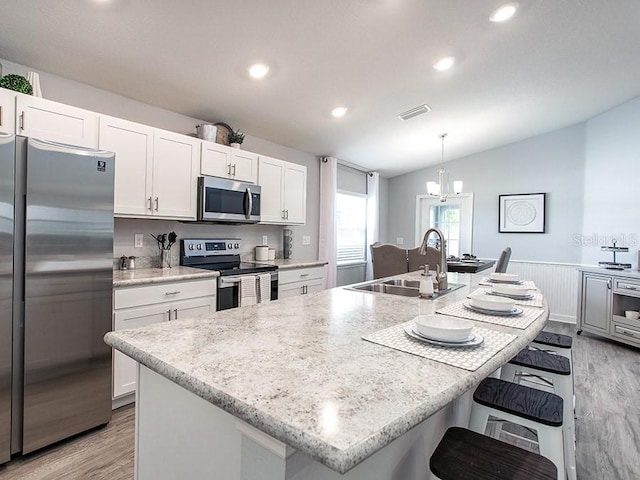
[0,74,33,95]
[228,130,245,149]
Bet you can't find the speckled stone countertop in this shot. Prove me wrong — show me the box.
[113,266,219,287]
[244,258,328,270]
[578,265,640,280]
[105,271,548,473]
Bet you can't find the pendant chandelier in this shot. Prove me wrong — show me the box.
[426,133,463,203]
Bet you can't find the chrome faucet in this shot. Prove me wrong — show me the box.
[419,227,448,290]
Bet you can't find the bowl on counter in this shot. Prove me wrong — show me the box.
[491,284,532,296]
[489,272,520,282]
[469,295,516,312]
[414,314,474,342]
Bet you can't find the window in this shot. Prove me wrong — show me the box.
[336,192,367,264]
[415,193,474,258]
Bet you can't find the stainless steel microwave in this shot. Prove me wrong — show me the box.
[197,176,261,223]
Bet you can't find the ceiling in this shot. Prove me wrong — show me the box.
[1,0,640,177]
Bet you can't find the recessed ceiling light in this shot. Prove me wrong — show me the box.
[248,63,270,79]
[331,106,348,118]
[489,3,519,23]
[433,56,456,71]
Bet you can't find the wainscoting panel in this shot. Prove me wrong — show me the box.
[337,263,367,287]
[507,261,581,324]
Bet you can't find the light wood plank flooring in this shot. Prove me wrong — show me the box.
[0,321,638,479]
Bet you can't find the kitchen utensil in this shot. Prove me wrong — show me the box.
[167,232,177,250]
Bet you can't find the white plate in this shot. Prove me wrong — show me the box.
[404,325,484,347]
[463,301,523,316]
[485,278,524,285]
[490,272,520,282]
[487,291,534,300]
[414,314,474,342]
[491,283,531,295]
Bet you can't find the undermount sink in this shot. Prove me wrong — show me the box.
[348,278,464,299]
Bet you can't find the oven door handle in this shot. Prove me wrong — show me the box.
[244,187,253,220]
[219,277,243,288]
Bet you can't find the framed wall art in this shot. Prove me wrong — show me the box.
[498,193,546,233]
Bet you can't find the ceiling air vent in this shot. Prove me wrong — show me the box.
[398,104,432,121]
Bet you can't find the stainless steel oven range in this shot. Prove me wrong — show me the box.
[180,238,278,311]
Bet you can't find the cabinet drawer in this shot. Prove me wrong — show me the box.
[279,266,325,285]
[114,278,216,310]
[613,279,640,297]
[612,324,640,345]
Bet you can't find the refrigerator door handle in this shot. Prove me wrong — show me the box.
[27,137,114,158]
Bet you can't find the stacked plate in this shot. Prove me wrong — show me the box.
[488,272,522,284]
[489,283,534,300]
[404,315,484,347]
[465,294,523,316]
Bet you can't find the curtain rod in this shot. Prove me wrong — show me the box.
[337,159,371,174]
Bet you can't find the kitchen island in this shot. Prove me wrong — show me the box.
[105,271,548,480]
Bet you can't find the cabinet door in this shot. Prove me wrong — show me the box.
[113,304,171,398]
[201,141,231,178]
[16,95,98,147]
[304,278,325,295]
[153,129,199,219]
[171,296,216,321]
[283,163,307,224]
[258,156,285,224]
[0,88,15,134]
[99,116,154,216]
[582,274,612,333]
[230,150,258,184]
[278,281,305,299]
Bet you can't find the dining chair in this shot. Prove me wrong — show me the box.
[370,243,409,279]
[407,246,442,272]
[494,247,512,273]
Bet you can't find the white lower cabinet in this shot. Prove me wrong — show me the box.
[112,278,216,400]
[278,266,326,299]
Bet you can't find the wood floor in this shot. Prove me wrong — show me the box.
[0,321,638,479]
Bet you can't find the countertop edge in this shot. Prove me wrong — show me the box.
[245,259,329,270]
[113,268,219,287]
[577,266,640,280]
[104,305,549,474]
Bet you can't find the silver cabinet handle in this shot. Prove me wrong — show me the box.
[286,209,289,219]
[0,105,3,126]
[232,164,237,176]
[168,309,172,320]
[607,280,612,290]
[227,164,232,175]
[165,291,181,295]
[282,210,286,219]
[154,197,159,211]
[148,197,153,211]
[174,308,178,319]
[19,111,26,130]
[299,273,309,277]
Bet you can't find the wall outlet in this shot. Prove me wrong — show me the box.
[302,235,311,245]
[262,235,268,246]
[134,233,144,248]
[396,237,404,245]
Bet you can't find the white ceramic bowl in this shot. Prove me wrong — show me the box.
[470,295,516,312]
[491,284,531,296]
[489,272,520,282]
[414,314,473,342]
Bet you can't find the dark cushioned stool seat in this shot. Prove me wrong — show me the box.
[473,377,563,427]
[430,427,557,480]
[509,349,571,376]
[533,331,573,349]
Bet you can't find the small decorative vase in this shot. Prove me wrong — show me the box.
[230,142,241,149]
[26,71,42,98]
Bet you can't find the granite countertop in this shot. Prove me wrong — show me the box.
[578,265,640,280]
[244,258,328,270]
[104,270,548,473]
[113,266,219,287]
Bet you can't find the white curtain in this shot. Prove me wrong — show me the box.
[366,171,380,281]
[319,157,338,288]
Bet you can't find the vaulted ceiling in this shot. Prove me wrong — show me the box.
[1,0,639,176]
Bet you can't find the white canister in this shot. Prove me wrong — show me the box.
[255,246,269,261]
[268,248,276,261]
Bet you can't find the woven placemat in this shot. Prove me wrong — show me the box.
[470,288,544,308]
[362,321,517,371]
[479,279,538,290]
[436,301,545,329]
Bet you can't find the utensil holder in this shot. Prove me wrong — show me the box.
[161,249,171,268]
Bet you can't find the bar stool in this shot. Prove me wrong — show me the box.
[469,377,565,480]
[430,427,557,480]
[500,348,576,480]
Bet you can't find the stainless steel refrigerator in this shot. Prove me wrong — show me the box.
[0,135,114,462]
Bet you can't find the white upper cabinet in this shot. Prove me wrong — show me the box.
[201,141,257,184]
[152,129,199,219]
[258,156,307,225]
[0,88,16,134]
[99,116,153,216]
[99,116,199,220]
[16,95,98,148]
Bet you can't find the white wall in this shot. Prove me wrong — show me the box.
[1,56,320,261]
[388,125,586,263]
[581,96,640,268]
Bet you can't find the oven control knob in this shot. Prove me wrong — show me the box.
[227,243,232,249]
[196,244,202,250]
[188,244,194,250]
[234,243,239,249]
